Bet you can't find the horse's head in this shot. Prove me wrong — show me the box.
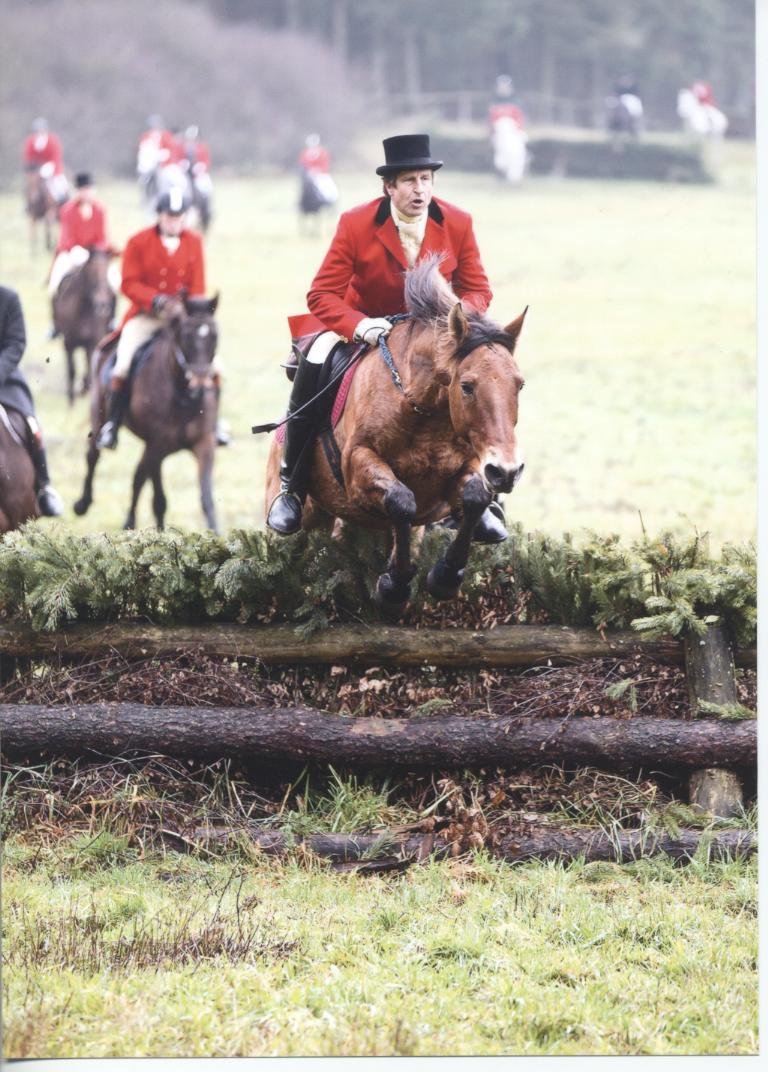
[174,293,220,388]
[405,255,527,495]
[82,248,114,321]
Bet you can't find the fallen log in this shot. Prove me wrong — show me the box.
[0,703,756,770]
[2,620,739,668]
[182,824,755,867]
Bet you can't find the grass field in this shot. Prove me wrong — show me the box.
[0,140,756,542]
[2,827,758,1058]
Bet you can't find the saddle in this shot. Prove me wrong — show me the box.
[274,335,366,445]
[98,331,162,390]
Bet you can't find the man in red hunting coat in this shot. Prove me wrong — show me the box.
[48,173,116,294]
[267,132,506,543]
[96,187,208,450]
[23,117,69,204]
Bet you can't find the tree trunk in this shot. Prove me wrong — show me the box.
[181,824,755,867]
[0,704,755,770]
[3,621,749,668]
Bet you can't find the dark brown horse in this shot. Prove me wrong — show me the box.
[0,405,38,533]
[25,171,58,252]
[74,295,221,531]
[52,248,117,403]
[265,255,526,615]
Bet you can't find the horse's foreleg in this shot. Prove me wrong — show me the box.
[427,473,491,601]
[347,446,416,614]
[65,345,76,405]
[192,438,217,532]
[124,449,152,530]
[148,458,167,531]
[73,439,101,516]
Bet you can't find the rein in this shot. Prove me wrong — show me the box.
[252,313,426,437]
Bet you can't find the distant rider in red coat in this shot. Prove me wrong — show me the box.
[267,133,506,543]
[23,117,69,205]
[47,172,119,337]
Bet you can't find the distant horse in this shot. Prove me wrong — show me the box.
[74,295,221,531]
[52,248,117,403]
[0,405,38,533]
[492,117,528,184]
[299,169,338,235]
[606,93,643,139]
[184,172,213,234]
[677,88,728,138]
[265,255,526,616]
[25,171,58,252]
[137,139,187,219]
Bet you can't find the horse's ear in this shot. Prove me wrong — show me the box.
[209,290,220,314]
[448,302,469,345]
[503,306,529,348]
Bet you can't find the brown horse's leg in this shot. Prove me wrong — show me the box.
[426,473,491,601]
[192,438,217,532]
[147,457,168,531]
[347,445,417,614]
[124,448,152,529]
[65,344,76,405]
[73,439,101,516]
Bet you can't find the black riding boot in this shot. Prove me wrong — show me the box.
[266,356,323,535]
[25,419,64,517]
[96,376,130,450]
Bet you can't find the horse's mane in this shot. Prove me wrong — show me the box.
[404,253,517,358]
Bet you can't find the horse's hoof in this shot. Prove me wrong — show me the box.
[426,560,464,601]
[374,572,411,618]
[123,519,135,531]
[72,498,90,516]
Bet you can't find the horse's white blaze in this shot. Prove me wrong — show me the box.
[198,324,210,337]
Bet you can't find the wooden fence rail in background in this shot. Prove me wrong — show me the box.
[0,621,755,669]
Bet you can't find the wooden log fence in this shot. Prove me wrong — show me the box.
[0,703,756,771]
[182,824,756,870]
[0,620,755,821]
[0,621,756,669]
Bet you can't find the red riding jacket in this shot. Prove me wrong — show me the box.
[292,195,492,341]
[119,225,205,326]
[23,132,64,174]
[56,198,109,253]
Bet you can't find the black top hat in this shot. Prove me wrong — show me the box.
[75,172,93,188]
[376,134,443,177]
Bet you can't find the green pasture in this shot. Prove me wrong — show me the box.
[2,839,757,1058]
[0,140,756,542]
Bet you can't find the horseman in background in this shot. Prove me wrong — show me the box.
[47,173,119,338]
[180,126,214,230]
[488,75,528,184]
[137,115,186,217]
[606,75,644,137]
[267,132,508,544]
[0,285,64,516]
[23,117,69,206]
[298,133,339,224]
[677,80,728,138]
[96,189,227,450]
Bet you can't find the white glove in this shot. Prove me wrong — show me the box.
[354,317,392,346]
[39,162,55,178]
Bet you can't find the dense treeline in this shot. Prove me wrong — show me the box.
[1,0,754,187]
[211,0,755,126]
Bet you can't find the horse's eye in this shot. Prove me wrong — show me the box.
[460,381,474,397]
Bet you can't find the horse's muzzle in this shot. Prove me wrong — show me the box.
[484,461,525,494]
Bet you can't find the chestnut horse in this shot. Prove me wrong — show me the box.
[52,248,116,403]
[0,405,38,533]
[265,255,526,614]
[74,295,221,531]
[25,171,57,252]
